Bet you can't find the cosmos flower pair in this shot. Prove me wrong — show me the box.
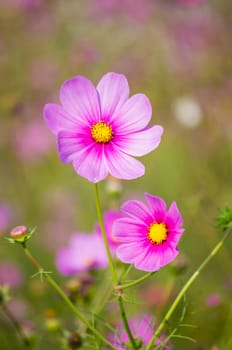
[57,194,184,274]
[45,72,184,273]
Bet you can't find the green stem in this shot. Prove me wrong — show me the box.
[93,183,137,348]
[22,244,116,350]
[118,296,138,350]
[145,226,232,350]
[93,183,118,285]
[1,303,32,349]
[116,272,156,291]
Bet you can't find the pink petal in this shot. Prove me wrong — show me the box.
[134,246,162,272]
[120,201,153,224]
[96,72,129,121]
[103,210,123,247]
[105,143,145,180]
[60,76,101,125]
[112,94,152,134]
[164,202,183,230]
[144,193,167,222]
[72,143,108,183]
[113,218,147,242]
[116,242,145,264]
[58,129,92,163]
[114,125,163,156]
[167,229,184,246]
[56,248,80,276]
[159,244,179,268]
[44,103,79,135]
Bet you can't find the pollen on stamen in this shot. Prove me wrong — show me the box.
[147,222,167,245]
[91,121,113,144]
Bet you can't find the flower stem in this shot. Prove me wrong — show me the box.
[1,303,32,349]
[145,226,232,350]
[93,183,137,348]
[22,243,116,350]
[116,272,156,291]
[118,296,138,350]
[93,183,118,285]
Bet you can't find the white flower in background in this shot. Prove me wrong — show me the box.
[173,96,203,128]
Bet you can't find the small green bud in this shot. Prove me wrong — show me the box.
[44,309,60,332]
[0,286,10,304]
[216,207,232,231]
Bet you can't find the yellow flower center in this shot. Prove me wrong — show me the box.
[91,122,113,143]
[147,222,167,244]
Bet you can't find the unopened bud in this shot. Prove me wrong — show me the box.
[105,176,122,197]
[44,309,60,332]
[67,331,82,349]
[10,225,29,243]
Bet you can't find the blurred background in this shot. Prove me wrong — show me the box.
[0,0,232,349]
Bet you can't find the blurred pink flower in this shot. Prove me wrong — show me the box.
[0,262,23,288]
[14,119,54,163]
[7,299,29,321]
[108,314,172,349]
[113,193,184,272]
[0,0,43,10]
[44,72,163,183]
[56,232,108,276]
[91,0,152,22]
[176,0,205,5]
[0,203,12,235]
[96,210,123,253]
[205,293,222,308]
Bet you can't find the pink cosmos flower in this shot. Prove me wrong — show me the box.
[108,314,172,350]
[56,232,108,276]
[44,72,163,183]
[0,262,23,288]
[113,193,184,272]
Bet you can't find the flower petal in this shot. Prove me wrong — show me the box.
[164,202,183,230]
[105,143,145,180]
[58,129,92,163]
[144,193,167,222]
[114,125,163,156]
[56,248,84,276]
[113,218,147,242]
[96,72,129,121]
[116,242,145,264]
[167,229,184,247]
[120,201,153,224]
[72,143,108,183]
[60,76,101,124]
[159,244,179,268]
[112,94,152,133]
[44,103,79,135]
[134,245,162,272]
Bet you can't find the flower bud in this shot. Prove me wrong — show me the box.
[105,176,122,197]
[10,225,29,243]
[44,309,60,332]
[67,331,82,349]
